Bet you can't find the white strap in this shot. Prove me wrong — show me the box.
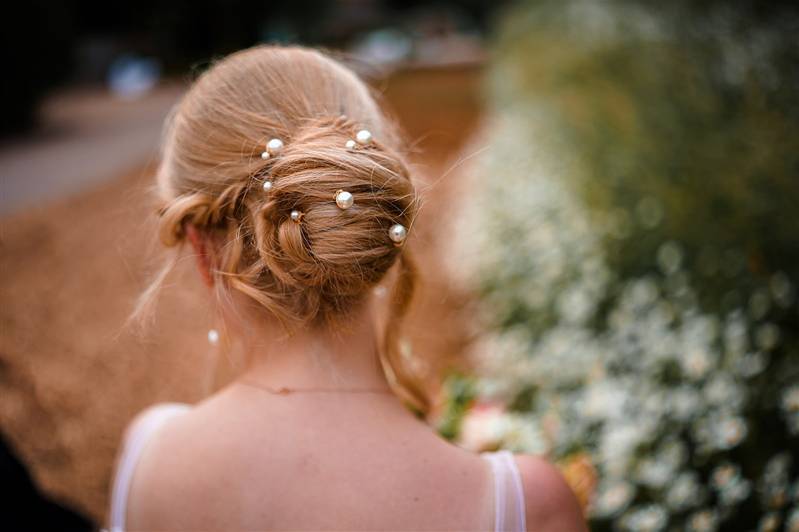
[484,451,507,532]
[481,450,527,532]
[108,403,191,532]
[502,450,527,531]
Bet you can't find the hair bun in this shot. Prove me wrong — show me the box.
[244,116,416,319]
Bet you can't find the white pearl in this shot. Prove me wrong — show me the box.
[345,139,357,150]
[388,223,407,243]
[335,190,354,209]
[290,210,302,222]
[355,129,372,145]
[207,329,220,345]
[266,138,284,154]
[260,151,270,160]
[262,180,273,192]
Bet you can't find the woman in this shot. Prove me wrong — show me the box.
[108,45,586,532]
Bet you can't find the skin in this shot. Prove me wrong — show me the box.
[120,225,588,531]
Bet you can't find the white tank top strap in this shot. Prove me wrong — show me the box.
[481,449,527,532]
[108,402,192,532]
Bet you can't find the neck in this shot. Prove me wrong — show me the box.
[236,300,392,393]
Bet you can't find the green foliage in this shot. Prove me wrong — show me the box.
[446,1,799,529]
[436,372,478,441]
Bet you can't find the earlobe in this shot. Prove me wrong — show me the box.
[185,224,214,288]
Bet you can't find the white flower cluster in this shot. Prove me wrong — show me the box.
[445,110,799,530]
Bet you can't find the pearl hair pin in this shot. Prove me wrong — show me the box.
[261,137,284,160]
[208,329,220,345]
[345,129,372,150]
[355,129,372,145]
[290,210,303,223]
[389,223,407,244]
[335,190,354,209]
[259,137,283,188]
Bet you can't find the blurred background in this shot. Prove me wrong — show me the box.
[1,1,797,531]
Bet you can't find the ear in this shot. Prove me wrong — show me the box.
[185,224,214,288]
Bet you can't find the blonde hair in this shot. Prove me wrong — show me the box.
[144,45,428,414]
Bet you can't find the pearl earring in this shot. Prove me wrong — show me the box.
[208,329,220,345]
[335,190,354,209]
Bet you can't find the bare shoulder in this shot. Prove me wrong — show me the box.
[513,454,588,532]
[122,404,203,530]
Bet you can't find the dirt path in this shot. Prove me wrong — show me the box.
[0,64,484,523]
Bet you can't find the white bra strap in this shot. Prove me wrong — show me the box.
[481,450,527,532]
[109,403,190,532]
